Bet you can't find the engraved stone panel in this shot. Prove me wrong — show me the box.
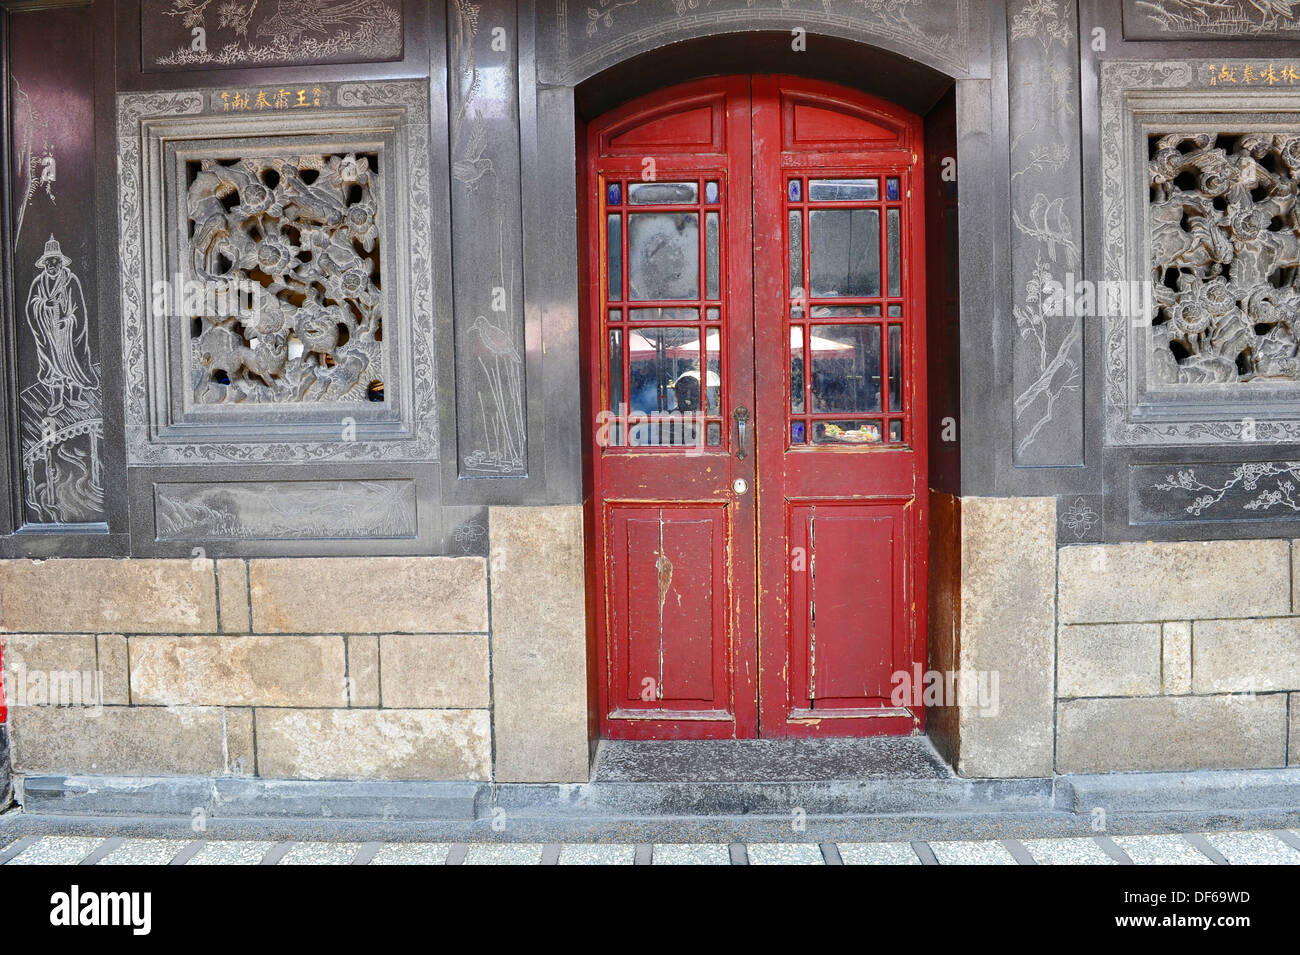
[141,0,403,72]
[1131,461,1300,525]
[1123,0,1300,40]
[449,0,527,477]
[540,0,975,83]
[154,480,417,541]
[6,6,105,527]
[1007,0,1084,466]
[116,80,437,464]
[1101,60,1300,445]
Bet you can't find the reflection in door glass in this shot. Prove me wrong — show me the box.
[813,421,882,444]
[888,324,903,413]
[789,211,803,299]
[706,212,720,299]
[887,208,902,297]
[629,307,699,322]
[790,326,805,413]
[607,330,624,446]
[812,304,881,318]
[810,325,881,413]
[810,209,881,297]
[809,178,879,201]
[628,213,700,300]
[628,181,699,204]
[619,327,720,445]
[608,215,622,300]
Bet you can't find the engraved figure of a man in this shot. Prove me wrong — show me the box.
[25,235,98,415]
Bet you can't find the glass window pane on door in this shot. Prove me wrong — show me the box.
[810,324,881,414]
[628,213,700,301]
[809,209,880,297]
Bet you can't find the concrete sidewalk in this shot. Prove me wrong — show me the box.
[2,828,1299,865]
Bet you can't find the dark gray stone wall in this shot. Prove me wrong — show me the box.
[1,0,1298,557]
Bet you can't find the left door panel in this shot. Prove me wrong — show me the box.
[587,77,757,739]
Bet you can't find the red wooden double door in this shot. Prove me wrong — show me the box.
[585,76,928,739]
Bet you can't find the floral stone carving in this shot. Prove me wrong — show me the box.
[187,153,383,404]
[1148,132,1300,384]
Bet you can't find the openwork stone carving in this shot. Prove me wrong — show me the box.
[117,81,437,465]
[1149,132,1300,385]
[187,153,384,405]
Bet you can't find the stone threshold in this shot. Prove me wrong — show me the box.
[11,767,1300,832]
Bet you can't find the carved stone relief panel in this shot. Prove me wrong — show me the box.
[116,80,437,464]
[1101,59,1300,446]
[1007,0,1084,466]
[141,0,403,71]
[538,0,977,84]
[449,0,527,477]
[1122,0,1300,40]
[154,479,417,540]
[1131,461,1300,525]
[1149,132,1300,386]
[6,5,106,528]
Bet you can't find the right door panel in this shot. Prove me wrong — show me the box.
[752,76,929,738]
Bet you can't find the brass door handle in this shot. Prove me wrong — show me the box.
[733,406,749,460]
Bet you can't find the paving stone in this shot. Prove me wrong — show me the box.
[186,841,275,865]
[462,844,545,865]
[653,843,732,865]
[97,839,189,866]
[746,843,826,865]
[838,842,921,865]
[1204,831,1300,865]
[1021,837,1116,865]
[558,844,637,865]
[277,843,362,865]
[369,843,451,865]
[5,836,103,865]
[929,840,1018,865]
[1112,835,1212,865]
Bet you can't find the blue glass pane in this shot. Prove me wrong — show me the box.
[788,179,801,201]
[886,177,901,201]
[607,182,621,205]
[791,421,806,444]
[705,181,719,204]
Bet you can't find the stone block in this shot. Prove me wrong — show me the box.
[490,506,590,783]
[1057,695,1287,773]
[9,705,229,775]
[0,634,98,707]
[1193,618,1300,693]
[225,708,256,776]
[217,559,250,633]
[347,635,380,707]
[1161,622,1192,695]
[0,559,218,633]
[379,634,489,708]
[1057,623,1161,698]
[129,635,348,707]
[1059,541,1290,624]
[248,557,487,634]
[954,497,1056,778]
[254,709,490,781]
[96,634,130,705]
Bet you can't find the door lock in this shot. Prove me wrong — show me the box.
[732,478,748,495]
